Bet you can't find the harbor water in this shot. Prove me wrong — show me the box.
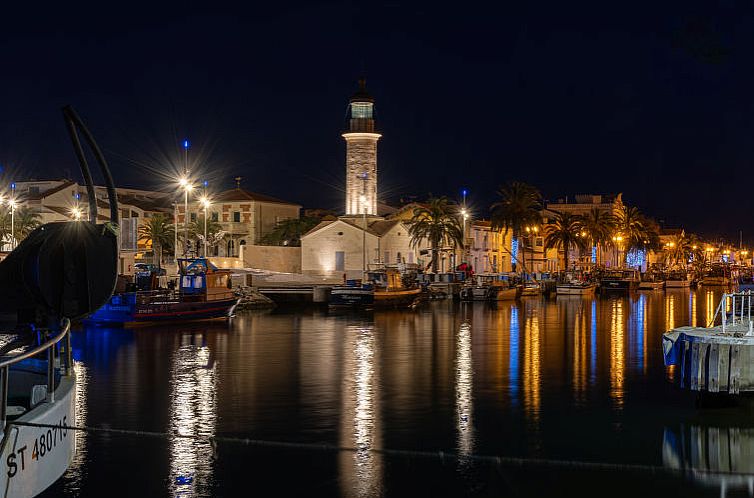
[40,289,751,497]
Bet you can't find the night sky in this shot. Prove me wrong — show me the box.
[1,2,753,242]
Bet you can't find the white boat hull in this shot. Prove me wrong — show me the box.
[556,284,596,296]
[0,373,76,497]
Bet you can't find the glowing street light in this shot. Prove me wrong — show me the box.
[70,206,83,221]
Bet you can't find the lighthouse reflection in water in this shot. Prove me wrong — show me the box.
[45,289,754,497]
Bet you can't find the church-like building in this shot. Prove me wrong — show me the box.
[301,80,428,278]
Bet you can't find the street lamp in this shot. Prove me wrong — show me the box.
[200,196,210,257]
[178,176,194,256]
[70,206,83,221]
[8,199,16,251]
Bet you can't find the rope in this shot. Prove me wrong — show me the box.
[8,421,750,477]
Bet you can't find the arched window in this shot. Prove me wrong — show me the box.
[227,239,235,257]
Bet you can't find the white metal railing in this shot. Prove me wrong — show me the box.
[709,291,754,334]
[0,318,72,429]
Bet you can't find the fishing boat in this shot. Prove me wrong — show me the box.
[460,274,518,301]
[664,269,691,288]
[699,264,732,287]
[520,282,542,297]
[328,282,375,308]
[556,272,596,296]
[599,268,640,292]
[370,269,422,308]
[87,258,240,325]
[738,271,754,292]
[0,106,119,496]
[638,269,665,290]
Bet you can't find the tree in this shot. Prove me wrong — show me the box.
[544,211,587,271]
[9,207,41,246]
[490,181,542,274]
[614,205,659,266]
[188,215,224,254]
[579,207,615,266]
[138,213,174,267]
[408,197,464,272]
[259,217,320,247]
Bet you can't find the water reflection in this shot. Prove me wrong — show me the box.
[706,290,716,327]
[63,361,88,494]
[633,294,646,374]
[456,321,474,465]
[339,325,382,497]
[609,299,625,409]
[572,300,588,401]
[663,425,754,496]
[168,336,217,497]
[509,307,519,403]
[689,291,697,328]
[523,309,541,422]
[665,293,676,331]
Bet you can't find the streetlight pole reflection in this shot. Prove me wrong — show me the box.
[456,321,474,465]
[339,325,382,497]
[169,338,217,497]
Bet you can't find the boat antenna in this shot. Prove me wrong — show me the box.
[61,105,119,225]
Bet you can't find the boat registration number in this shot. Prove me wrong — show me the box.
[6,416,68,478]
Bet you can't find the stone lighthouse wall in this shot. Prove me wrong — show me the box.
[344,133,380,215]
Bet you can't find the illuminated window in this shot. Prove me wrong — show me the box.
[351,102,373,119]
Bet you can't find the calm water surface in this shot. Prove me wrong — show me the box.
[40,289,752,497]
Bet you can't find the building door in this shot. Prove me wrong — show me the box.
[335,251,345,272]
[384,251,390,265]
[408,252,413,264]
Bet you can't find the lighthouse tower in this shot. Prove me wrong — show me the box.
[343,79,381,216]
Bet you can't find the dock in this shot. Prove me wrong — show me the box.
[663,291,754,394]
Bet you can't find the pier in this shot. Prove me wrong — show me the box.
[663,292,754,394]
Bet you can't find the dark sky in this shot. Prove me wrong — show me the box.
[1,2,753,242]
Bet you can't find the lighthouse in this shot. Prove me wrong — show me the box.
[343,79,381,216]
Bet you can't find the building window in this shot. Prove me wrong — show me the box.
[190,212,197,222]
[233,211,241,222]
[384,251,390,264]
[408,252,414,264]
[29,186,39,195]
[535,237,543,247]
[211,212,219,222]
[227,239,235,257]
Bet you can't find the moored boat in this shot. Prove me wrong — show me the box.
[87,258,239,325]
[556,271,596,296]
[329,282,375,308]
[664,269,691,288]
[599,268,640,292]
[638,270,665,290]
[699,264,732,287]
[520,282,542,297]
[460,274,518,301]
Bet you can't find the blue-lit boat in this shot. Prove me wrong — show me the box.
[87,258,240,325]
[329,281,375,308]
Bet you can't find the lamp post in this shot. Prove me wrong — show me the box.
[173,201,178,263]
[178,177,193,256]
[200,196,210,257]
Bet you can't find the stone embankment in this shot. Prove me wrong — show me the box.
[234,286,276,311]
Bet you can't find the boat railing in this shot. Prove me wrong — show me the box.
[0,318,72,429]
[709,292,754,333]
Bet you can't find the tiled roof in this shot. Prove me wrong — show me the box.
[213,188,300,206]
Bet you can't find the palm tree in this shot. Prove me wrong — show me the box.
[614,205,659,266]
[408,197,464,272]
[544,212,587,271]
[580,207,615,266]
[138,213,174,267]
[490,181,542,274]
[11,207,41,244]
[259,217,320,247]
[188,215,225,254]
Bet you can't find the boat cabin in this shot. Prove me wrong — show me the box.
[177,258,235,302]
